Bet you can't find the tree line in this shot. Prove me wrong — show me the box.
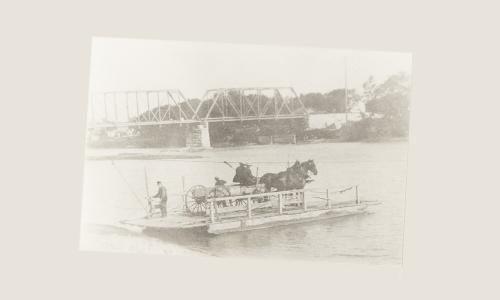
[131,71,411,144]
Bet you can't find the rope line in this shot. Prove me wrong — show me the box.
[111,160,149,214]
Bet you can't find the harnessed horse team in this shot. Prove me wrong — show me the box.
[229,160,318,192]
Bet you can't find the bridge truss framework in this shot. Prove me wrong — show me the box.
[88,87,307,129]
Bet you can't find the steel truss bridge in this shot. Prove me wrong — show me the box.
[87,87,307,129]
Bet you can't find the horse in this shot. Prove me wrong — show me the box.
[259,159,318,192]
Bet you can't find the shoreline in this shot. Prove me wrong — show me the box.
[85,137,408,161]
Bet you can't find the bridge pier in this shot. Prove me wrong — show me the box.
[185,122,211,148]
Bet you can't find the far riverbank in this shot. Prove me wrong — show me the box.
[85,137,408,161]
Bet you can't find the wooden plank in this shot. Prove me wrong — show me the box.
[278,194,283,214]
[208,204,369,234]
[125,92,130,121]
[209,201,215,223]
[135,92,140,123]
[302,191,307,211]
[283,199,303,205]
[205,188,306,203]
[355,185,359,204]
[121,200,380,232]
[247,196,252,218]
[213,201,272,215]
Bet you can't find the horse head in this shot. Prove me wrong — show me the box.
[302,159,318,175]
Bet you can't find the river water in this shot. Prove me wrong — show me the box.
[80,141,408,264]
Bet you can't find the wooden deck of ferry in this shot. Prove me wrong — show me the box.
[121,187,380,234]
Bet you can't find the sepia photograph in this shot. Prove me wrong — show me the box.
[5,1,500,299]
[80,38,412,264]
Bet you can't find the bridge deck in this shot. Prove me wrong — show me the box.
[88,114,307,129]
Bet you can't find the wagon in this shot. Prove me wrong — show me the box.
[184,183,268,215]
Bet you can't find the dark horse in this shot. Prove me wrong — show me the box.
[258,159,318,192]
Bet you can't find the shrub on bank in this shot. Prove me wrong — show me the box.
[339,116,409,142]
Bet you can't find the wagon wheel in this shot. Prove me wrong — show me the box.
[185,185,209,215]
[208,186,231,207]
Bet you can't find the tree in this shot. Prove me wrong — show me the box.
[300,89,360,113]
[365,72,411,136]
[300,93,328,112]
[325,89,347,112]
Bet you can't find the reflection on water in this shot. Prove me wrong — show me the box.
[81,142,408,264]
[144,212,375,258]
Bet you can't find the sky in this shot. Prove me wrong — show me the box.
[89,37,412,99]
